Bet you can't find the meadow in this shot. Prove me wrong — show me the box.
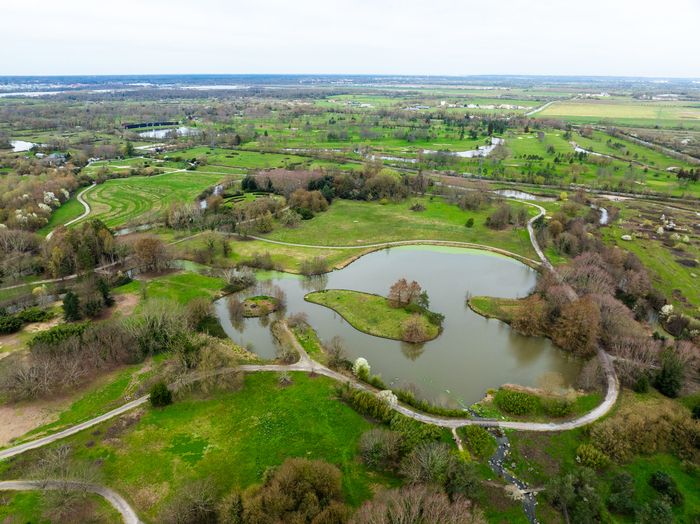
[263,196,539,260]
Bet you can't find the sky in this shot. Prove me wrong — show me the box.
[3,0,699,78]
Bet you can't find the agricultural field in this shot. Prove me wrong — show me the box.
[539,98,700,129]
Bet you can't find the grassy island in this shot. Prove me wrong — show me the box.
[467,295,526,323]
[242,295,279,317]
[305,289,441,343]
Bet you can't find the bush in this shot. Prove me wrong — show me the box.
[542,396,574,417]
[654,349,684,398]
[150,381,172,407]
[607,472,636,515]
[160,479,217,524]
[633,373,650,393]
[16,307,54,323]
[575,444,610,470]
[299,256,328,276]
[461,426,496,458]
[28,322,88,349]
[494,389,538,415]
[0,315,22,334]
[242,458,346,523]
[638,499,674,524]
[359,429,404,471]
[649,471,683,506]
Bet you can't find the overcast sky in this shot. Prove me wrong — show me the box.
[3,0,699,78]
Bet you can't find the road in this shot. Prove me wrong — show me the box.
[0,480,141,524]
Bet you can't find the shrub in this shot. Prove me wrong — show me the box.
[494,389,538,415]
[649,471,683,506]
[654,349,684,398]
[218,490,243,524]
[359,429,404,471]
[242,458,345,523]
[0,315,22,334]
[350,485,485,524]
[299,256,328,276]
[465,217,474,228]
[28,322,88,349]
[633,373,650,393]
[638,499,674,524]
[607,472,636,515]
[575,444,610,470]
[461,426,496,458]
[160,479,217,524]
[16,307,53,323]
[545,467,601,523]
[353,357,370,380]
[150,381,172,407]
[542,396,574,417]
[62,291,81,321]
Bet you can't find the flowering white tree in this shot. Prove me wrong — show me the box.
[353,357,370,378]
[377,390,398,407]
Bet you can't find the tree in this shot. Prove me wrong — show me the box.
[150,381,172,407]
[607,472,635,515]
[133,236,171,272]
[97,278,114,306]
[545,467,601,523]
[350,485,485,524]
[62,291,81,322]
[552,297,600,357]
[401,314,428,343]
[654,349,684,398]
[242,458,346,523]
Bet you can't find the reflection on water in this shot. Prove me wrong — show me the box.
[215,246,581,406]
[137,126,199,139]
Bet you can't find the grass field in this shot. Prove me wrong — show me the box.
[601,201,700,315]
[305,289,440,342]
[539,99,700,128]
[43,372,395,521]
[115,271,225,304]
[80,171,225,228]
[263,197,538,260]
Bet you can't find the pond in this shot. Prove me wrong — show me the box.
[10,140,36,152]
[137,126,199,139]
[214,246,581,407]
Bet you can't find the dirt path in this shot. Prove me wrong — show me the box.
[0,480,141,524]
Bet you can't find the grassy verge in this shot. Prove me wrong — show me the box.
[114,271,225,304]
[305,289,440,342]
[0,490,122,523]
[467,295,526,323]
[291,324,327,365]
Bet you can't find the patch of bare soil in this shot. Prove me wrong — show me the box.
[0,397,70,447]
[106,293,139,319]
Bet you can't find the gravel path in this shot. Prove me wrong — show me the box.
[0,479,141,524]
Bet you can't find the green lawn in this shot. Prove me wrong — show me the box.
[37,195,85,236]
[57,373,394,521]
[79,171,226,228]
[264,197,538,260]
[306,289,440,342]
[115,271,225,304]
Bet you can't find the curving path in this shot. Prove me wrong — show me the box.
[0,197,620,462]
[45,183,95,241]
[0,480,141,524]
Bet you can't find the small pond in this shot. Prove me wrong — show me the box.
[137,126,199,139]
[215,246,581,407]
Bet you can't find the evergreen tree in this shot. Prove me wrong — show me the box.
[62,291,82,322]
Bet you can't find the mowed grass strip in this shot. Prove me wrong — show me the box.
[81,171,224,228]
[306,289,439,341]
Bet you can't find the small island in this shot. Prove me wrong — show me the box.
[305,282,443,343]
[242,295,279,317]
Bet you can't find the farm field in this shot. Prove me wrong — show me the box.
[79,170,226,228]
[539,99,700,128]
